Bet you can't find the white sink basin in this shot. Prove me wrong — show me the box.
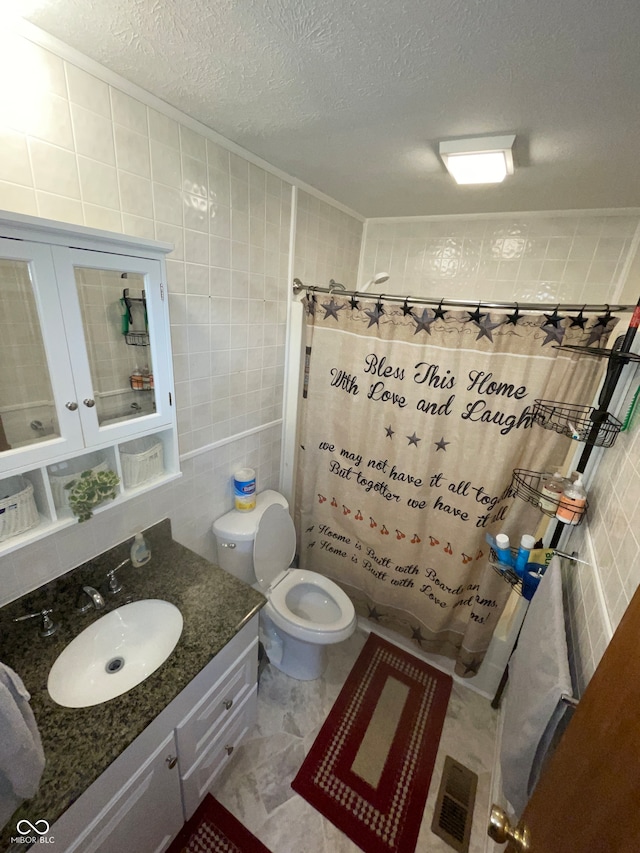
[47,599,183,708]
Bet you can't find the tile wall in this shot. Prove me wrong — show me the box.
[0,29,362,605]
[360,214,639,303]
[293,189,363,289]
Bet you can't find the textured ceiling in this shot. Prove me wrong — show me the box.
[25,0,640,217]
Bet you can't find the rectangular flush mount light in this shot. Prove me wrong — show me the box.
[439,134,516,184]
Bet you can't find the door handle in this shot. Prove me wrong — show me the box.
[83,398,96,408]
[65,401,78,411]
[488,805,531,852]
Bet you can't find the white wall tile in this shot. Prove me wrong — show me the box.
[0,129,33,186]
[71,103,115,164]
[0,182,37,215]
[28,138,81,198]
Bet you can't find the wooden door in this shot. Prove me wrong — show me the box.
[498,582,640,851]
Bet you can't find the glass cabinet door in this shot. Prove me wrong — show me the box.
[0,238,83,473]
[51,247,173,445]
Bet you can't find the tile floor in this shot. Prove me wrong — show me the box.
[213,626,499,853]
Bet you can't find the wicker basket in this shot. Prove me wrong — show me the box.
[49,455,110,509]
[119,436,164,488]
[0,476,39,542]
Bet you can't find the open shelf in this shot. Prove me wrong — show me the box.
[488,548,524,597]
[532,399,622,448]
[511,468,588,526]
[554,344,640,363]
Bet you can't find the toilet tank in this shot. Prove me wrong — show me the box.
[212,490,289,583]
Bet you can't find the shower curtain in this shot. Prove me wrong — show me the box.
[295,294,618,676]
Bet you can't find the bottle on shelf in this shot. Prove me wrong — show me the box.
[538,472,567,513]
[515,534,536,577]
[556,474,587,525]
[495,533,513,568]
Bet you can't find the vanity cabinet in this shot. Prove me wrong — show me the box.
[51,732,184,853]
[49,617,259,853]
[0,212,179,554]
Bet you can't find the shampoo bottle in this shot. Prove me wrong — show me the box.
[538,472,566,513]
[130,532,151,567]
[556,474,587,525]
[495,533,513,568]
[515,534,536,577]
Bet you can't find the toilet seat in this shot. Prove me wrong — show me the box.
[266,569,357,644]
[255,505,356,644]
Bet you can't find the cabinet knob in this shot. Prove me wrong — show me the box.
[223,699,233,711]
[83,398,96,408]
[65,401,78,411]
[224,745,234,756]
[165,755,178,770]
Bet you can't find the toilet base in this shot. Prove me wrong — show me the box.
[260,613,327,680]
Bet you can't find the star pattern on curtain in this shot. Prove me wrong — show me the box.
[475,315,502,342]
[412,308,436,335]
[541,324,566,346]
[321,297,345,321]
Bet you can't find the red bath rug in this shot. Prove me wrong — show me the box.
[292,632,452,853]
[167,794,272,853]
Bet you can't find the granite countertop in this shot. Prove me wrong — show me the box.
[0,519,266,850]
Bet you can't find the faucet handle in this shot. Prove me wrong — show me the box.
[13,608,57,637]
[107,558,130,595]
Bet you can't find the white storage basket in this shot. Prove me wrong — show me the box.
[49,455,109,509]
[0,476,39,542]
[119,436,164,488]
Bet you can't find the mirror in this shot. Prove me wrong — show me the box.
[0,258,59,452]
[73,267,156,427]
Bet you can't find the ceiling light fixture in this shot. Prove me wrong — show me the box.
[439,134,516,185]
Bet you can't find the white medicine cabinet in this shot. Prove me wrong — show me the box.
[0,212,180,554]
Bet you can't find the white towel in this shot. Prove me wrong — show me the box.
[500,557,572,817]
[0,662,46,831]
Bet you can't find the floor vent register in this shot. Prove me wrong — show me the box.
[431,755,478,853]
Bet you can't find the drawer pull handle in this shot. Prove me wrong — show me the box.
[225,745,234,756]
[165,755,178,769]
[223,699,233,710]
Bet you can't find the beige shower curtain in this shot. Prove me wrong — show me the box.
[295,294,617,676]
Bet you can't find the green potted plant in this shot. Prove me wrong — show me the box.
[65,469,121,522]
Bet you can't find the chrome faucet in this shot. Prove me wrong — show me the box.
[106,558,130,595]
[76,585,106,613]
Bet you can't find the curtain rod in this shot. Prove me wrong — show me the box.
[291,279,633,314]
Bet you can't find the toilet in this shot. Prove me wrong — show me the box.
[212,490,356,680]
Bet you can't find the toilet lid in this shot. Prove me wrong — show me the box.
[254,504,296,589]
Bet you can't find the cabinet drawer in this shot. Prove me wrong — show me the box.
[176,637,258,769]
[181,687,257,820]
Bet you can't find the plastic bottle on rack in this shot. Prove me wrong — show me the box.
[495,533,513,568]
[514,534,536,577]
[538,472,566,513]
[556,474,587,525]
